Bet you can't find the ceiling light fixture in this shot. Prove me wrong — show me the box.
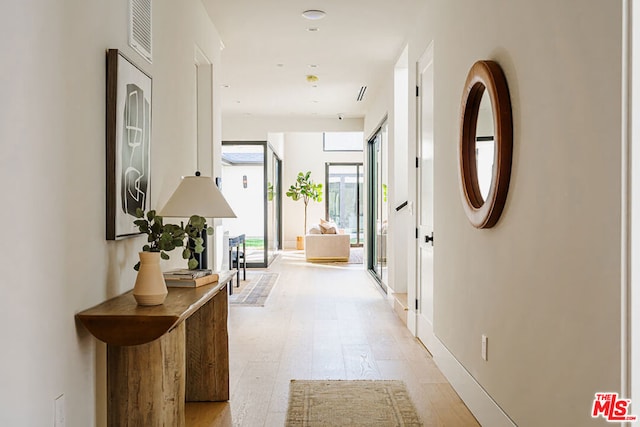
[308,64,318,68]
[307,27,320,32]
[306,75,319,83]
[302,10,326,20]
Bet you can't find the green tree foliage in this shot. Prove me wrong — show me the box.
[285,171,323,235]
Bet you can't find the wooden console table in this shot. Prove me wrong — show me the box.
[76,271,234,427]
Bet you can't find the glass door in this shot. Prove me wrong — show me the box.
[221,141,281,268]
[266,145,282,264]
[325,163,364,246]
[367,124,388,291]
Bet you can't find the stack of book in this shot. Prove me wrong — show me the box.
[163,269,219,287]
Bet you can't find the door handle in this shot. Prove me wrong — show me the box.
[425,233,434,244]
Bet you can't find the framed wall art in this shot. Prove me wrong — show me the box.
[106,49,152,240]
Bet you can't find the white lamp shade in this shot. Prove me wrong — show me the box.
[159,175,237,218]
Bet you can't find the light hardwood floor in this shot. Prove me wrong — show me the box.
[222,250,480,426]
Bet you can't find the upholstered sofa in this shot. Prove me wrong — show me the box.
[304,221,350,261]
[305,234,351,261]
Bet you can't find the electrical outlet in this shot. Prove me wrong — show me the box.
[54,394,65,427]
[481,334,488,361]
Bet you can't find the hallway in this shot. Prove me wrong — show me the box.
[226,251,479,426]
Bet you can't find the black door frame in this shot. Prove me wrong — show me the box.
[221,141,282,268]
[325,162,364,247]
[366,123,387,293]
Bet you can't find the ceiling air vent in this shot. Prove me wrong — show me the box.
[356,86,367,102]
[129,0,152,63]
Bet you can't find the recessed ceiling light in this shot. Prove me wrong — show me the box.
[302,10,326,20]
[308,64,318,68]
[306,75,319,83]
[307,27,320,32]
[312,84,318,88]
[312,100,319,103]
[221,84,230,88]
[276,63,284,67]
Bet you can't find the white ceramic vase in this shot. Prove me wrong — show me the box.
[133,252,168,306]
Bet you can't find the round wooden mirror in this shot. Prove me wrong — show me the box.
[459,60,512,228]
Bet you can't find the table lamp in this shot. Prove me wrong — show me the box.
[159,171,236,269]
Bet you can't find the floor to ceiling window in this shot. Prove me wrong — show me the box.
[221,142,282,267]
[368,123,388,291]
[325,163,364,246]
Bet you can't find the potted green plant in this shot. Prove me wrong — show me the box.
[286,171,323,249]
[130,209,212,306]
[133,209,185,270]
[133,208,213,269]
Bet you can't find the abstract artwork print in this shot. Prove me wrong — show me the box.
[106,49,152,240]
[121,82,150,216]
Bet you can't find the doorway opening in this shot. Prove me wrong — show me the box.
[325,163,364,247]
[367,123,389,291]
[221,142,282,267]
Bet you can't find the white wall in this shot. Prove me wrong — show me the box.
[364,63,409,296]
[434,1,622,425]
[223,115,364,141]
[282,133,364,248]
[0,1,223,425]
[267,132,285,159]
[222,164,264,237]
[393,49,410,295]
[364,0,623,425]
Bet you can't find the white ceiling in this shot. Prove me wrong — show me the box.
[202,0,426,120]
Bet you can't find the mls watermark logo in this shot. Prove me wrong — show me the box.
[592,393,637,422]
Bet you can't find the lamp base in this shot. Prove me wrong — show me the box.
[189,227,208,270]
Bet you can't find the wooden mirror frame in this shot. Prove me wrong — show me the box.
[459,60,512,228]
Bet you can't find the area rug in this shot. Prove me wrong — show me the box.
[286,380,423,426]
[229,272,279,306]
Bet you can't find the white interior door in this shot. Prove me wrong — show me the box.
[416,43,435,348]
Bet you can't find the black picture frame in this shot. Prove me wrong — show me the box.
[106,49,153,240]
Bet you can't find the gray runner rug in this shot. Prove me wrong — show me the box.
[229,272,278,306]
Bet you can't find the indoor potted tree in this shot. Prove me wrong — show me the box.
[131,209,212,305]
[286,171,323,250]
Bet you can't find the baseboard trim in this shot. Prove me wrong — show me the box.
[406,310,417,335]
[412,311,516,427]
